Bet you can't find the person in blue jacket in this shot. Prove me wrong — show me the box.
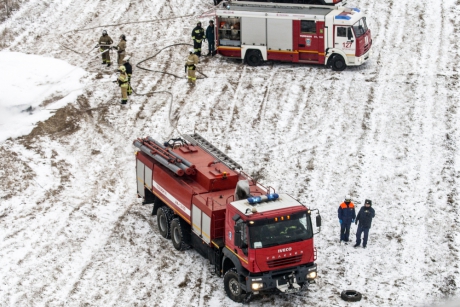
[354,199,375,248]
[205,20,215,56]
[338,195,356,243]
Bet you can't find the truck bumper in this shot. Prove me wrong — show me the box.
[245,264,317,294]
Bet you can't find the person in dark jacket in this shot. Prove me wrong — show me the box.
[354,199,375,248]
[191,21,205,56]
[338,195,356,243]
[205,20,215,56]
[123,56,133,96]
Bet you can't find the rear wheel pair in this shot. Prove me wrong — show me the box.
[156,206,190,251]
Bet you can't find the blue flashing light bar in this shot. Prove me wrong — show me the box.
[247,193,279,204]
[335,15,351,20]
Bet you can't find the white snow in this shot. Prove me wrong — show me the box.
[0,52,87,142]
[0,0,459,306]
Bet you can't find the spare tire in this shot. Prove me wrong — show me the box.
[341,290,362,302]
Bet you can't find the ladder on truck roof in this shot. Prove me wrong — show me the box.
[183,133,243,171]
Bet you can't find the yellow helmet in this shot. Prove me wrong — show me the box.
[118,65,126,72]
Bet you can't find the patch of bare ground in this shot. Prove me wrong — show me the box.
[40,94,65,108]
[0,149,35,200]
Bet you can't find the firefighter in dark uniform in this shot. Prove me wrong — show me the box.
[191,21,205,56]
[98,30,113,66]
[338,195,356,243]
[185,49,199,84]
[123,56,133,96]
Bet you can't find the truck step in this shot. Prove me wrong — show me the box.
[183,133,243,170]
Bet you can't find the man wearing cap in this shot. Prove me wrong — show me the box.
[205,20,215,56]
[338,195,356,244]
[354,199,375,248]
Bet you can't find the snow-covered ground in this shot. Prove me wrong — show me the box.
[0,0,459,306]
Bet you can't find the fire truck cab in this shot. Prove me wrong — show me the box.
[215,1,372,70]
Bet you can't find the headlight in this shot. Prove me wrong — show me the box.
[251,282,263,290]
[307,271,317,279]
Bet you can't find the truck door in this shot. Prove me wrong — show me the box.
[334,26,356,57]
[298,20,319,62]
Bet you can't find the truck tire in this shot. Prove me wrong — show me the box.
[170,218,191,251]
[331,55,347,71]
[157,206,174,239]
[245,50,263,67]
[224,268,246,302]
[341,290,362,302]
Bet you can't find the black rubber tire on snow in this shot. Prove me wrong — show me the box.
[224,268,246,302]
[157,206,174,239]
[341,290,362,302]
[170,218,191,251]
[245,50,263,67]
[331,55,347,71]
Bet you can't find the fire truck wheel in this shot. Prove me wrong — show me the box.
[331,55,347,71]
[171,218,191,251]
[157,206,174,239]
[245,50,262,67]
[224,268,246,302]
[340,290,362,302]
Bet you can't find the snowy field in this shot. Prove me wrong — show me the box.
[0,0,459,306]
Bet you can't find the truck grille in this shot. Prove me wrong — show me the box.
[267,255,302,268]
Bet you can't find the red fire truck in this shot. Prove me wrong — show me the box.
[214,1,372,70]
[134,134,321,302]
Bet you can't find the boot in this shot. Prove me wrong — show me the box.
[107,62,111,67]
[121,100,127,105]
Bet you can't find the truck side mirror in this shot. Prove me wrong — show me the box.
[316,215,322,228]
[347,28,353,40]
[234,232,242,247]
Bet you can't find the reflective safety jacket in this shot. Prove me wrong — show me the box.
[99,35,113,50]
[191,26,205,42]
[117,72,129,88]
[185,54,199,70]
[338,202,356,222]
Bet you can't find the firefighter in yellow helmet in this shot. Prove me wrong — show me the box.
[115,65,129,104]
[185,49,199,84]
[98,30,113,66]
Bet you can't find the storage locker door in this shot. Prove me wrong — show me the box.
[202,214,211,244]
[144,166,152,190]
[241,17,266,46]
[192,205,202,236]
[136,160,145,197]
[267,19,292,51]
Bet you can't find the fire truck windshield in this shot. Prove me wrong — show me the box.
[248,212,313,249]
[353,17,368,38]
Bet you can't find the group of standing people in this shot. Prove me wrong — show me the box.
[97,30,133,105]
[338,195,375,248]
[186,20,216,85]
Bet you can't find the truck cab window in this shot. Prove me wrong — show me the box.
[337,27,347,37]
[301,20,316,33]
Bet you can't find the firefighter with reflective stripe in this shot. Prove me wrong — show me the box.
[98,30,113,66]
[338,195,356,243]
[114,34,127,65]
[116,65,129,104]
[185,49,199,84]
[123,56,133,96]
[191,21,205,56]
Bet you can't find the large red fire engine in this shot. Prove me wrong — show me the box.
[134,134,321,302]
[213,1,372,70]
